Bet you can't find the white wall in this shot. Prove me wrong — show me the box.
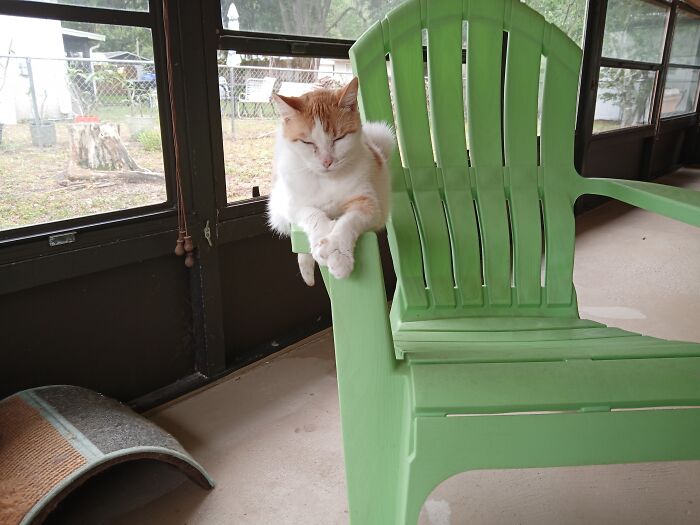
[0,14,72,123]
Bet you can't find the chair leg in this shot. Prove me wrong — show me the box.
[321,236,412,524]
[335,362,410,525]
[343,439,407,524]
[344,430,456,525]
[399,453,457,525]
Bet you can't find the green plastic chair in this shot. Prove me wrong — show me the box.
[291,0,700,523]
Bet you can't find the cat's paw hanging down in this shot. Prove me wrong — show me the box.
[297,253,316,286]
[266,77,394,285]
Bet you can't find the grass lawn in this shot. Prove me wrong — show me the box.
[0,114,278,231]
[0,119,166,231]
[221,117,277,202]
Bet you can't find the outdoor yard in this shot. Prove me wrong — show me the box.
[220,117,277,202]
[0,46,348,231]
[0,117,166,231]
[0,116,277,231]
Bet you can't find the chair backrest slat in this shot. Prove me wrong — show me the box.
[350,0,583,321]
[386,2,456,308]
[465,0,512,305]
[426,0,483,306]
[503,2,545,306]
[540,26,582,306]
[350,21,428,309]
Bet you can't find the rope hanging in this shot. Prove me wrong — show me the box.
[162,0,195,268]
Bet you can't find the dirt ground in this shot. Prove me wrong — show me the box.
[0,116,277,231]
[221,117,276,202]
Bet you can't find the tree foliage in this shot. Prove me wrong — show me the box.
[63,21,154,59]
[523,0,587,45]
[219,0,402,68]
[220,0,402,40]
[597,0,668,126]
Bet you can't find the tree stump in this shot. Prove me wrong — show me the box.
[69,123,142,171]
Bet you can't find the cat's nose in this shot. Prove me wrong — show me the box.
[321,156,333,168]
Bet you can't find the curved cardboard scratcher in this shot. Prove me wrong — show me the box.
[0,385,214,525]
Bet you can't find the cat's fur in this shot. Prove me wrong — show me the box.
[267,77,394,286]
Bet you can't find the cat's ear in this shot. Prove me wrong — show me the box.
[338,77,359,111]
[273,94,304,120]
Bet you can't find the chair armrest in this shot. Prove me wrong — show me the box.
[290,224,310,254]
[324,231,390,327]
[290,227,397,364]
[582,177,700,228]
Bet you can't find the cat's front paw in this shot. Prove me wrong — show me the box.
[317,234,355,279]
[308,220,336,266]
[327,250,354,279]
[311,237,331,266]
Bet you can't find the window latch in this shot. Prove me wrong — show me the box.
[48,232,76,247]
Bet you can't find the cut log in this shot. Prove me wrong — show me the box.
[69,123,144,171]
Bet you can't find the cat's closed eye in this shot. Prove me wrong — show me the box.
[333,134,347,143]
[300,140,314,146]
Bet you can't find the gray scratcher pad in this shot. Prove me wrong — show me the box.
[0,385,214,525]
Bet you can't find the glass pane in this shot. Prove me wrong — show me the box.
[669,9,700,66]
[602,0,669,63]
[593,67,655,132]
[221,0,406,40]
[522,0,588,47]
[19,0,148,11]
[218,55,353,202]
[661,67,700,117]
[0,15,166,231]
[225,0,589,43]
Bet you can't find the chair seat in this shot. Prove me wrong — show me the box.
[394,317,700,416]
[393,316,700,363]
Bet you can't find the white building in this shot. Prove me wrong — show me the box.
[0,14,73,124]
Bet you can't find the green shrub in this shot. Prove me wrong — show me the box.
[136,129,162,152]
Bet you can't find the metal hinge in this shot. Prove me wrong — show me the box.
[203,220,213,247]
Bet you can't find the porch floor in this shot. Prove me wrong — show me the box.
[48,169,700,525]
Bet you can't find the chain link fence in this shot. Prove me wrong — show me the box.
[1,56,353,132]
[66,56,158,119]
[0,55,159,130]
[217,64,353,121]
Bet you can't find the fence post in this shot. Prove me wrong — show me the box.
[229,65,236,140]
[88,56,98,101]
[26,58,41,125]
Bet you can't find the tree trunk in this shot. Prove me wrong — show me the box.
[69,123,142,171]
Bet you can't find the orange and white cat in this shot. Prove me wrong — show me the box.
[267,77,394,286]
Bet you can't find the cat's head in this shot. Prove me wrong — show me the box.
[272,77,361,174]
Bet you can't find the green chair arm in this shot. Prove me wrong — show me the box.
[581,177,700,228]
[289,227,398,366]
[323,232,397,365]
[290,224,310,254]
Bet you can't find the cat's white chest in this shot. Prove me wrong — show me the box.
[290,172,358,217]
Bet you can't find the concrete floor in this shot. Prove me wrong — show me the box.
[52,169,700,524]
